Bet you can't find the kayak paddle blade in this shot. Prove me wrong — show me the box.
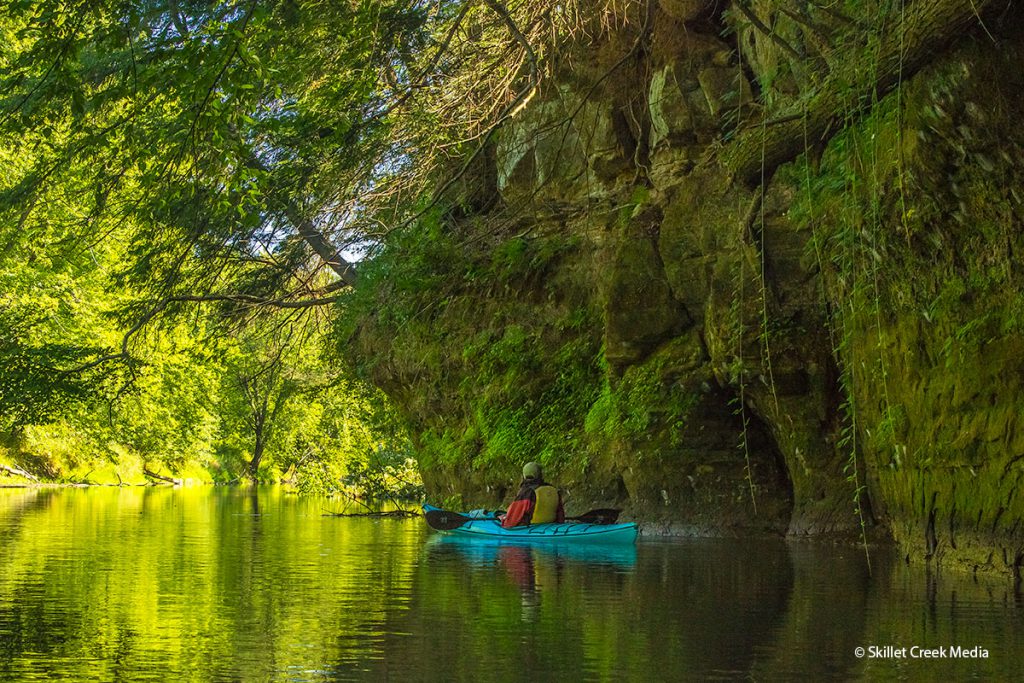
[568,508,621,524]
[424,509,473,531]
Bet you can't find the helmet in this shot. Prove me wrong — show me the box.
[522,461,542,480]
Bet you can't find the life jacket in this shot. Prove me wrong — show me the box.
[502,479,564,527]
[531,485,560,524]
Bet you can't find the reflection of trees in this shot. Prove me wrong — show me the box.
[366,538,795,680]
[0,488,170,678]
[0,488,55,547]
[752,543,878,679]
[0,488,426,680]
[4,491,1024,680]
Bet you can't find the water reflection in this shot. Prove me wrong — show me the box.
[1,487,1022,681]
[404,535,796,679]
[425,536,638,625]
[425,534,638,569]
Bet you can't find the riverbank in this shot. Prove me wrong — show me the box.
[0,459,210,488]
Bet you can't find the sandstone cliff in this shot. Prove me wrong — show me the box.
[343,0,1024,576]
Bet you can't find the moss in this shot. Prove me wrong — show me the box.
[336,216,606,500]
[778,31,1024,570]
[331,8,1024,570]
[604,233,690,367]
[585,347,700,456]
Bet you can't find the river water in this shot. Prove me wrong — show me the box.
[1,486,1021,681]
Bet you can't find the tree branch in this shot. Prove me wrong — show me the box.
[68,289,334,374]
[243,152,359,286]
[0,464,39,482]
[396,0,543,231]
[482,0,539,85]
[807,1,866,30]
[733,0,805,62]
[143,467,181,485]
[160,293,340,309]
[166,0,190,39]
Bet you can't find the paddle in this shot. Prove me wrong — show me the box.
[424,509,481,531]
[569,508,620,524]
[424,507,621,531]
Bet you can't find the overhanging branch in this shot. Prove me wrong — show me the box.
[69,292,336,373]
[160,293,340,309]
[243,152,360,287]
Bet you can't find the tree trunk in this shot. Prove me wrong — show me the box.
[249,421,265,479]
[293,213,360,287]
[143,467,182,485]
[722,0,1003,186]
[0,463,38,482]
[243,152,359,287]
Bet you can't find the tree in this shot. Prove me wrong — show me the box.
[1,0,1003,489]
[0,0,590,325]
[223,321,298,479]
[0,0,582,467]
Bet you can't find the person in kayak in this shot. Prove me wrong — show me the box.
[501,462,565,528]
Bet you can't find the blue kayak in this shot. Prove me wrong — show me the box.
[422,504,639,545]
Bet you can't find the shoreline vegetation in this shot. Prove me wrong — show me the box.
[0,473,423,516]
[0,449,423,501]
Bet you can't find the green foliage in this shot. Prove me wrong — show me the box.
[0,0,627,498]
[0,0,422,488]
[585,356,699,456]
[0,305,123,428]
[335,217,604,480]
[341,445,423,501]
[0,0,431,282]
[459,320,603,474]
[0,222,412,490]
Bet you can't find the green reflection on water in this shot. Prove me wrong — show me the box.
[1,487,423,681]
[1,487,1022,681]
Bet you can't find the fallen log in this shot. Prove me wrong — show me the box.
[143,467,183,486]
[321,509,419,518]
[0,463,39,482]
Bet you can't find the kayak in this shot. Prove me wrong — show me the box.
[422,504,639,545]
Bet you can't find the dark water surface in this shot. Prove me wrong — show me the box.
[1,487,1022,681]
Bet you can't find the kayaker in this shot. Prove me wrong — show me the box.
[501,462,565,528]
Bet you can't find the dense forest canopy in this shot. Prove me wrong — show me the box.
[0,0,600,486]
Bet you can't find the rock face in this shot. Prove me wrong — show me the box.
[346,4,1024,574]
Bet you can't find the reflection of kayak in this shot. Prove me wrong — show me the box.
[426,533,638,569]
[422,504,639,545]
